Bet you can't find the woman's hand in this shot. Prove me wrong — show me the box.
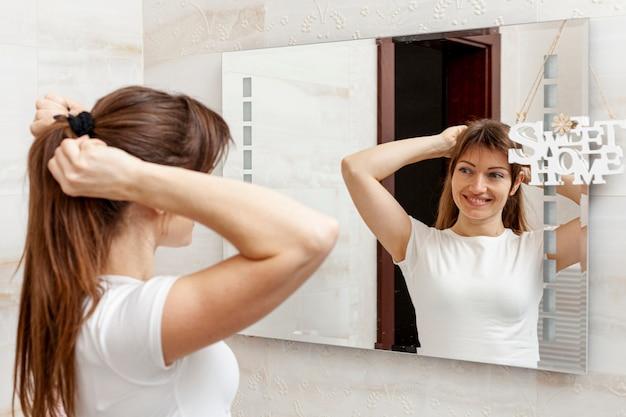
[437,125,467,157]
[31,94,84,137]
[47,137,143,201]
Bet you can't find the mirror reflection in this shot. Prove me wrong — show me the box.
[221,19,590,373]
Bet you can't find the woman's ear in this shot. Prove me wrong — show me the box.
[509,172,524,196]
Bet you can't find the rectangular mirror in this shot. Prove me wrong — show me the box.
[221,19,590,374]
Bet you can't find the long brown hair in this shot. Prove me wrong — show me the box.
[434,119,528,234]
[13,86,231,417]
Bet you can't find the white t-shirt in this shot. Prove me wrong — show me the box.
[394,217,544,368]
[75,275,239,417]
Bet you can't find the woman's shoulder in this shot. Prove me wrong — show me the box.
[508,228,544,252]
[85,275,180,319]
[517,228,544,240]
[407,216,440,235]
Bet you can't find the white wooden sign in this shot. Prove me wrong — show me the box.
[509,117,625,185]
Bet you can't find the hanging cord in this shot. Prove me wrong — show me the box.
[589,65,618,120]
[516,20,569,123]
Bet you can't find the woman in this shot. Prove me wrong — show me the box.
[15,86,339,417]
[341,119,585,368]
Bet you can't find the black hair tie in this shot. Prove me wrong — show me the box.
[67,111,95,137]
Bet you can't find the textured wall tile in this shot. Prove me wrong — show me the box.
[0,195,28,267]
[539,0,626,20]
[0,45,37,197]
[144,0,545,65]
[37,0,142,52]
[0,0,37,47]
[0,306,18,413]
[589,15,626,197]
[587,196,626,375]
[145,52,224,111]
[144,1,266,67]
[0,1,144,413]
[37,49,142,109]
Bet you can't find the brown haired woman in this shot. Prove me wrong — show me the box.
[15,87,339,417]
[341,119,585,368]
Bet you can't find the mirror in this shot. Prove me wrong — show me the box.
[220,19,592,373]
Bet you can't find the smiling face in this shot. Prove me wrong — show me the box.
[451,145,520,223]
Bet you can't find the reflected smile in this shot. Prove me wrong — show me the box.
[462,194,492,207]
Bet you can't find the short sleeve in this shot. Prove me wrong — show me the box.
[89,275,181,383]
[393,216,433,274]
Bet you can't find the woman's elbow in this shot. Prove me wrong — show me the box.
[302,216,340,258]
[340,156,353,177]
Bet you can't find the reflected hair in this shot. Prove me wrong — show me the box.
[434,119,529,235]
[13,86,232,417]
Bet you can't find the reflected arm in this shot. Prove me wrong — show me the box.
[549,218,587,272]
[527,173,586,204]
[341,134,448,262]
[555,174,587,205]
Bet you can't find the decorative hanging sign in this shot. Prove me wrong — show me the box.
[508,116,625,185]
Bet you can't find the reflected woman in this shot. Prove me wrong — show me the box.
[341,119,585,368]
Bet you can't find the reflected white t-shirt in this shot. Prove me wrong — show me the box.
[75,275,239,417]
[395,217,544,368]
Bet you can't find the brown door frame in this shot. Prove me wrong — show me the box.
[375,37,395,350]
[448,31,501,120]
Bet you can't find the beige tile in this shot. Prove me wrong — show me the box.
[37,0,142,52]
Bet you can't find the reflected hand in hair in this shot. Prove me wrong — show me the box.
[438,125,467,157]
[31,94,84,137]
[47,136,141,201]
[520,166,531,184]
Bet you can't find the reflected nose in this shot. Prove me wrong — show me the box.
[468,174,487,194]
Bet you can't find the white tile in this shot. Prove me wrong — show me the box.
[0,305,18,414]
[588,196,626,279]
[144,52,223,112]
[0,45,37,196]
[0,258,19,416]
[587,196,626,374]
[0,194,29,263]
[0,0,36,47]
[589,15,626,197]
[37,49,142,109]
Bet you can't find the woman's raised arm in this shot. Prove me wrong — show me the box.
[47,137,339,364]
[341,126,465,261]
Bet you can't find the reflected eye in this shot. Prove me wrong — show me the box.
[458,167,472,174]
[489,172,505,179]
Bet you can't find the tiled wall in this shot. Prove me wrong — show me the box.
[144,1,626,416]
[0,1,143,415]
